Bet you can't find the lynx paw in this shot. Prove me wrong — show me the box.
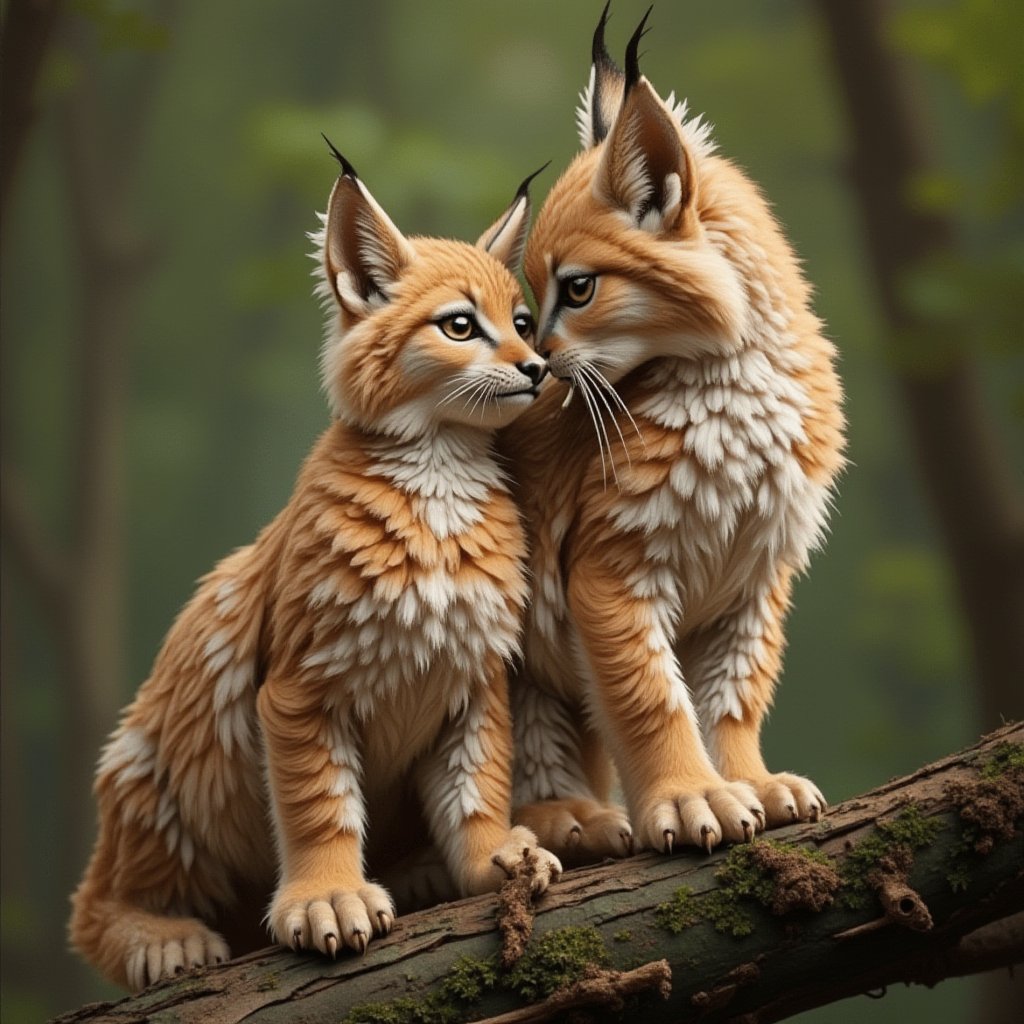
[753,772,826,827]
[464,825,562,896]
[125,918,230,992]
[269,880,394,957]
[514,797,633,865]
[637,779,765,854]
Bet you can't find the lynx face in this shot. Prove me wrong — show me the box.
[315,154,547,438]
[524,50,749,392]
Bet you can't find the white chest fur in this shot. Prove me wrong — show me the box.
[612,350,831,622]
[301,428,524,724]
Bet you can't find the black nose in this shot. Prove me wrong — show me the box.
[516,360,547,386]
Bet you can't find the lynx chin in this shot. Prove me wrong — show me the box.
[503,6,845,864]
[70,145,559,992]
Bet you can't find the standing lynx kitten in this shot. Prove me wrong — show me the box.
[70,147,559,991]
[506,9,845,862]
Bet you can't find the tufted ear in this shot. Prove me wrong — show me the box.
[591,11,696,236]
[476,162,549,274]
[322,135,416,319]
[576,1,626,149]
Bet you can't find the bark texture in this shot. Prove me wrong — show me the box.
[54,723,1024,1024]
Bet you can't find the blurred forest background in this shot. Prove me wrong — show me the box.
[1,0,1021,1020]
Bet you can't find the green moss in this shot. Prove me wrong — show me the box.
[505,924,609,1001]
[980,742,1024,778]
[839,803,942,907]
[438,955,499,1003]
[342,955,498,1024]
[654,885,700,934]
[255,972,280,992]
[612,929,633,943]
[701,890,756,937]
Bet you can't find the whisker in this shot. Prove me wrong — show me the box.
[588,364,646,450]
[439,373,481,407]
[574,369,616,488]
[579,363,631,469]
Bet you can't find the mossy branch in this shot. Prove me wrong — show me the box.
[54,724,1023,1024]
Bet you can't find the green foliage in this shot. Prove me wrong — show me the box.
[980,742,1024,778]
[840,804,943,907]
[505,925,609,1001]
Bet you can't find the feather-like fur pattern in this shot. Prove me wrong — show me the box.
[71,176,559,991]
[505,50,844,861]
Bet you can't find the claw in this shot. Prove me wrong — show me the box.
[377,911,393,935]
[809,804,821,823]
[700,825,716,854]
[353,930,368,956]
[742,819,754,842]
[567,824,583,848]
[291,929,304,952]
[663,829,675,854]
[620,829,634,855]
[325,933,338,959]
[752,808,766,831]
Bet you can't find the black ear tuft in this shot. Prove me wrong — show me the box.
[590,1,624,145]
[624,6,654,91]
[321,132,358,179]
[516,160,552,200]
[592,1,615,69]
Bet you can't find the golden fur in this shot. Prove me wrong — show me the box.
[504,14,845,861]
[70,160,559,991]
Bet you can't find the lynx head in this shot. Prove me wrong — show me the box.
[313,142,547,439]
[526,5,749,390]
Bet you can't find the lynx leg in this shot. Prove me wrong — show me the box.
[257,678,394,957]
[511,682,631,863]
[568,558,763,854]
[687,573,826,828]
[418,659,561,898]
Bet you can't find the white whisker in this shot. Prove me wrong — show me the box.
[574,369,616,488]
[587,365,646,450]
[580,363,631,469]
[439,373,482,408]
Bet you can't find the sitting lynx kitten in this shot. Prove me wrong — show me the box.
[506,8,845,862]
[70,145,559,991]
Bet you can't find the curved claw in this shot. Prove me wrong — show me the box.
[700,825,716,854]
[663,829,675,854]
[742,819,754,843]
[751,808,766,831]
[353,930,368,957]
[325,933,338,959]
[291,929,303,952]
[377,911,393,936]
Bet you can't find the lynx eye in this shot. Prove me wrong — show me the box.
[437,313,480,342]
[513,313,534,339]
[560,274,596,308]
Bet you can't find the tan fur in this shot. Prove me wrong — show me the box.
[504,34,844,860]
[71,168,558,991]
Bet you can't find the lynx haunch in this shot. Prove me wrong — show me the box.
[70,150,559,991]
[506,8,846,863]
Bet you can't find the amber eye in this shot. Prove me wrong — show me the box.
[438,313,479,341]
[513,313,534,339]
[560,274,596,308]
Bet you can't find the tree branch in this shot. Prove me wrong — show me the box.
[54,723,1024,1024]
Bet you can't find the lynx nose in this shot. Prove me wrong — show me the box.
[516,360,547,386]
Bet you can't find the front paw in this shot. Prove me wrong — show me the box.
[751,772,826,827]
[636,778,765,853]
[269,879,394,957]
[464,825,562,896]
[514,797,633,865]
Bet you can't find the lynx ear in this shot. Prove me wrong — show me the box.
[577,1,626,149]
[476,162,548,273]
[592,13,695,235]
[322,136,416,318]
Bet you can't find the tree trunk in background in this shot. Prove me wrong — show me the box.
[53,725,1024,1024]
[0,2,175,1012]
[814,2,1024,1020]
